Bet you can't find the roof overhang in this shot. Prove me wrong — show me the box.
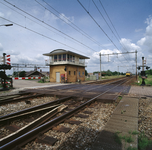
[43,49,90,59]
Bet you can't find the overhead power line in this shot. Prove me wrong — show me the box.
[91,0,131,62]
[98,0,130,53]
[77,0,119,51]
[3,0,97,52]
[77,0,130,64]
[36,0,103,48]
[0,16,87,56]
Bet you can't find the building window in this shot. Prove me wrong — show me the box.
[70,55,72,62]
[54,55,57,62]
[63,54,66,61]
[67,54,69,61]
[49,56,53,63]
[69,71,71,75]
[79,71,80,76]
[82,72,84,75]
[73,56,75,63]
[59,55,61,61]
[74,71,75,75]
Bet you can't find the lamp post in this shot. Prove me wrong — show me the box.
[0,24,13,90]
[0,24,13,27]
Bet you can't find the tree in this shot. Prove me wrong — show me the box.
[19,71,26,77]
[85,70,88,76]
[13,71,19,77]
[146,69,152,75]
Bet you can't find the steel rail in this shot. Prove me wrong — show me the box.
[83,77,129,92]
[0,78,128,123]
[0,78,129,150]
[0,93,45,105]
[0,96,71,122]
[0,92,30,99]
[86,76,127,84]
[0,105,66,147]
[0,104,59,123]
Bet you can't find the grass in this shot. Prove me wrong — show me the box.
[138,132,152,150]
[114,131,152,150]
[114,131,134,144]
[114,132,122,144]
[132,131,139,135]
[127,146,137,150]
[85,75,125,81]
[133,75,152,86]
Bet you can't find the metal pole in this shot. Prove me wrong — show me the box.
[118,66,119,76]
[3,55,5,64]
[142,57,144,71]
[99,53,101,80]
[135,50,137,80]
[3,53,6,89]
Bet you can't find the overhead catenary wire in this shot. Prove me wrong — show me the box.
[77,0,119,50]
[37,0,103,48]
[0,1,98,53]
[3,0,97,52]
[77,0,130,64]
[98,0,132,61]
[0,16,88,56]
[92,0,131,62]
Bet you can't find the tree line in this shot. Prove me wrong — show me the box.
[146,69,152,75]
[93,70,125,76]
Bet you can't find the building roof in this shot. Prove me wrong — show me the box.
[26,71,45,77]
[43,49,90,59]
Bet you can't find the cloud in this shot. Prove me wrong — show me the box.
[0,12,4,17]
[88,49,121,67]
[59,13,74,24]
[135,29,143,32]
[120,38,141,51]
[0,43,3,51]
[137,16,152,52]
[5,50,20,55]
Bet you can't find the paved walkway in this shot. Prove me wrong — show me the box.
[129,86,152,96]
[91,85,152,150]
[91,96,139,150]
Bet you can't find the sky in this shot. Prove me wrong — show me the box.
[0,0,152,75]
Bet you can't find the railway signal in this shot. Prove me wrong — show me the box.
[6,55,11,65]
[0,64,11,70]
[0,53,12,90]
[137,57,150,85]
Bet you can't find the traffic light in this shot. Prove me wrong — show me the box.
[146,66,150,70]
[137,66,141,70]
[141,71,145,76]
[0,64,11,70]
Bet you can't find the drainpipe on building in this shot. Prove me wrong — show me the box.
[64,66,67,83]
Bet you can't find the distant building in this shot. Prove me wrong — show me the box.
[88,73,93,77]
[43,49,90,83]
[26,70,45,77]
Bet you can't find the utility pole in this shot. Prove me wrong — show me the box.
[118,66,119,76]
[142,57,144,71]
[135,50,137,80]
[99,53,101,80]
[100,50,137,79]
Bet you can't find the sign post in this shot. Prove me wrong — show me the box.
[0,53,12,90]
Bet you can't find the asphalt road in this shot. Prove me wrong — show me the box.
[13,79,63,89]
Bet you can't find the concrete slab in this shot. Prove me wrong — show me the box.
[129,86,152,96]
[91,96,139,150]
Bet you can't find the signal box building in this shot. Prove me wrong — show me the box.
[43,49,90,83]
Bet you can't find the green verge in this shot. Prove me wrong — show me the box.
[132,75,152,86]
[114,131,152,150]
[138,132,152,150]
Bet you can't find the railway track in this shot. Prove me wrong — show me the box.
[0,77,133,150]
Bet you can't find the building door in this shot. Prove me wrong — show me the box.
[56,72,60,82]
